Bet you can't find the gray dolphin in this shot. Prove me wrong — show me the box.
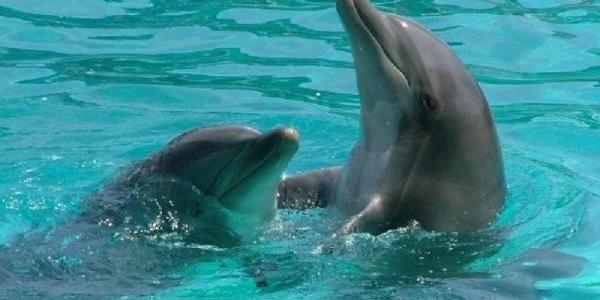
[0,125,299,297]
[278,0,506,235]
[80,125,300,244]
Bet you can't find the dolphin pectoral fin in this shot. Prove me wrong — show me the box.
[277,167,341,209]
[336,201,388,236]
[336,193,406,236]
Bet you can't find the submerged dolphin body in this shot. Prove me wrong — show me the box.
[0,125,299,298]
[278,0,506,234]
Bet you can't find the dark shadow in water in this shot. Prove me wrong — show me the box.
[0,164,241,299]
[442,248,586,299]
[250,226,586,299]
[0,217,233,299]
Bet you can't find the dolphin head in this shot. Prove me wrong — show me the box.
[337,0,505,232]
[337,0,489,146]
[160,125,299,221]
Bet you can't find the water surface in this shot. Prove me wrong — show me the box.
[0,0,599,299]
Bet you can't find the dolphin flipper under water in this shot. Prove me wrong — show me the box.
[278,0,506,235]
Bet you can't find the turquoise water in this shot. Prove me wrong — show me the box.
[0,0,599,299]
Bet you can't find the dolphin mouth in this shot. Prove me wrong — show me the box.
[338,0,409,84]
[216,128,299,209]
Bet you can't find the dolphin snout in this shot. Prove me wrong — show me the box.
[262,127,300,147]
[336,0,391,52]
[336,0,354,14]
[337,0,380,23]
[278,127,300,145]
[255,127,300,159]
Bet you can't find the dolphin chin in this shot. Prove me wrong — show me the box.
[278,0,506,235]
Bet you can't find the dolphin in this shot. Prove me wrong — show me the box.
[0,125,299,298]
[79,125,300,245]
[277,0,506,235]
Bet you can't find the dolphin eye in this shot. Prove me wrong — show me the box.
[421,93,438,113]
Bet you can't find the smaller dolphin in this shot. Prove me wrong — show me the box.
[0,125,299,298]
[278,0,506,235]
[80,125,300,244]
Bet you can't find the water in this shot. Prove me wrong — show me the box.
[0,0,598,299]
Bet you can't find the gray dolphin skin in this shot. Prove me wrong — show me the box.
[278,0,506,234]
